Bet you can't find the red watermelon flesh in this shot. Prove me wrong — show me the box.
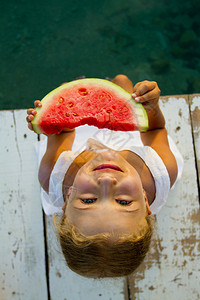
[31,79,148,134]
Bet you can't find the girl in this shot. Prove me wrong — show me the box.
[26,75,183,278]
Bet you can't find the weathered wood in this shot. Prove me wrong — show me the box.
[45,215,128,300]
[2,93,198,299]
[189,95,200,186]
[0,110,48,300]
[128,96,200,300]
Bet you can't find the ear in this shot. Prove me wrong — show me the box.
[143,189,152,215]
[62,186,73,211]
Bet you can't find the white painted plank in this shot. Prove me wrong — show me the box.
[128,96,200,300]
[0,110,48,300]
[190,95,200,181]
[46,215,127,300]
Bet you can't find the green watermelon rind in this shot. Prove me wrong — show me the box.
[31,78,149,134]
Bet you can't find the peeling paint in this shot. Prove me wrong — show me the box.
[181,235,200,256]
[171,273,181,282]
[192,106,200,131]
[191,97,200,111]
[187,210,200,225]
[56,271,62,278]
[175,126,181,132]
[188,272,193,276]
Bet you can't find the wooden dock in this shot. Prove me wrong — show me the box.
[0,95,199,300]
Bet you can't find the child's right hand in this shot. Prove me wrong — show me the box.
[26,100,42,131]
[26,100,74,134]
[132,80,161,112]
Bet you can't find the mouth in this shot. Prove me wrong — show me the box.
[93,164,123,172]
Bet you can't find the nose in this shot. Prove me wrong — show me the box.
[97,175,117,185]
[97,175,117,190]
[97,175,117,197]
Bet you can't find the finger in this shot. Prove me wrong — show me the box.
[28,122,33,131]
[135,89,160,103]
[132,81,154,99]
[136,81,157,96]
[132,81,143,94]
[133,80,157,96]
[34,100,42,107]
[26,114,34,122]
[27,108,34,114]
[27,108,37,115]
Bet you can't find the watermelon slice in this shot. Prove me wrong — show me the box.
[31,78,148,134]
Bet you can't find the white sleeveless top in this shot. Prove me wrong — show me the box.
[35,125,184,215]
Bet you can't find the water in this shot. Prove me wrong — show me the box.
[1,0,200,110]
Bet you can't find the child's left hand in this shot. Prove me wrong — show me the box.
[132,80,161,112]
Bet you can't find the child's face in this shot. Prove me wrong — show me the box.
[64,150,149,236]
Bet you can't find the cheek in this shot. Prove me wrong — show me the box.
[121,176,143,194]
[73,168,86,183]
[72,172,94,193]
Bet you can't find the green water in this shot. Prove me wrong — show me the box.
[1,0,200,110]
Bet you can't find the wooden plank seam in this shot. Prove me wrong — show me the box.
[38,133,51,300]
[188,95,200,201]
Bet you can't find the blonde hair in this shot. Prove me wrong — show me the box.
[54,211,152,278]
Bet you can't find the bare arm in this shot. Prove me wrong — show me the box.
[132,81,178,187]
[38,131,75,193]
[26,101,75,193]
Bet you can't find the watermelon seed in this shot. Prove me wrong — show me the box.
[72,113,78,116]
[59,97,64,103]
[78,88,88,96]
[66,112,70,117]
[106,110,112,113]
[68,103,73,107]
